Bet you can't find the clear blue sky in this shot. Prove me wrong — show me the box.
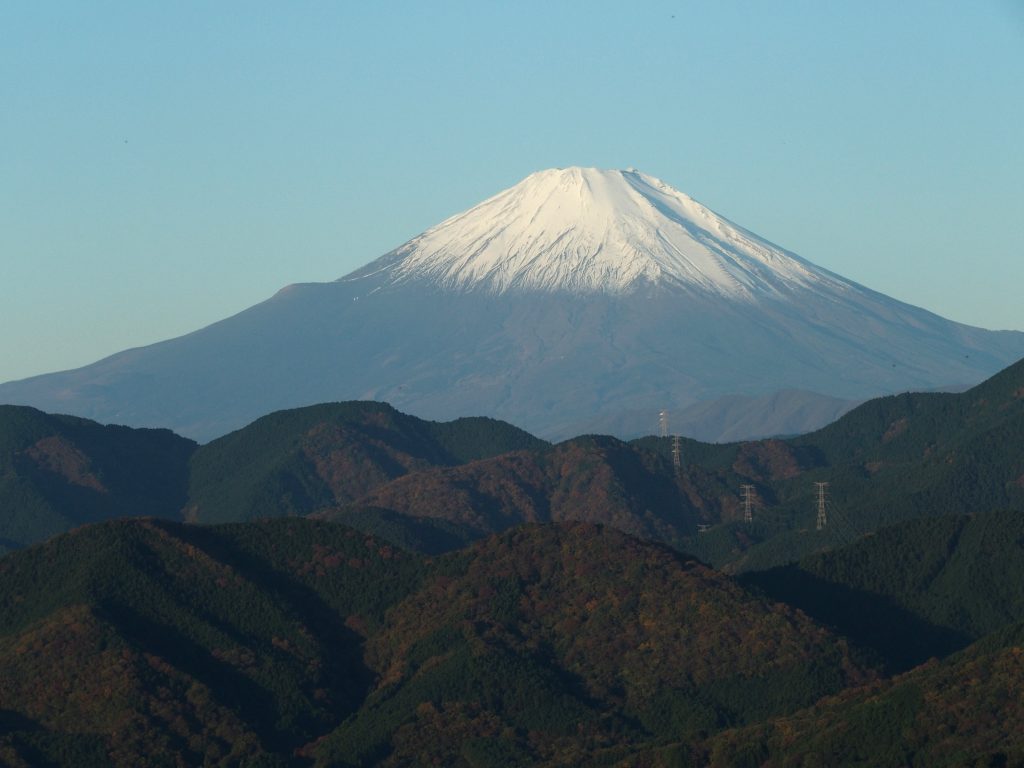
[2,1,1023,383]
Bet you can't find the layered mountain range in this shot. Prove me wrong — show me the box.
[3,168,1022,442]
[4,355,1023,571]
[0,518,875,767]
[2,483,1023,765]
[2,358,1024,764]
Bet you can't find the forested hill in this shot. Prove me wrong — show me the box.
[2,355,1023,573]
[4,514,1023,765]
[0,518,870,767]
[321,355,1024,571]
[0,402,546,550]
[320,433,707,548]
[643,355,1024,571]
[3,360,1024,764]
[0,405,196,554]
[742,509,1024,673]
[799,354,1024,463]
[700,620,1024,767]
[185,401,547,524]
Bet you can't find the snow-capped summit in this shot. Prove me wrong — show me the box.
[4,166,1024,445]
[343,167,840,298]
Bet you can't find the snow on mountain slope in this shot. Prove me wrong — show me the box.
[2,166,1023,443]
[343,167,843,298]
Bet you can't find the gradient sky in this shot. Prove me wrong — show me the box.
[2,1,1023,384]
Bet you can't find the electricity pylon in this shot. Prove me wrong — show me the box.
[815,481,829,530]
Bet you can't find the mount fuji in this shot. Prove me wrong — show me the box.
[4,167,1023,442]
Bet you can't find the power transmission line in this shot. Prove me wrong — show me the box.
[815,482,828,530]
[741,484,755,523]
[811,481,864,543]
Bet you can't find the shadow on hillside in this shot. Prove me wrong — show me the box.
[102,521,378,755]
[741,567,972,674]
[0,709,42,735]
[0,709,108,768]
[326,506,482,555]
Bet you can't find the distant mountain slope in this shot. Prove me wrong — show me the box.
[4,168,1022,443]
[0,405,195,552]
[700,621,1024,768]
[187,401,547,524]
[573,389,861,443]
[0,518,872,767]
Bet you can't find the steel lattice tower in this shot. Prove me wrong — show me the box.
[815,482,829,530]
[741,484,755,523]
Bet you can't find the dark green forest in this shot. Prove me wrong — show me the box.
[1,357,1023,765]
[0,519,868,766]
